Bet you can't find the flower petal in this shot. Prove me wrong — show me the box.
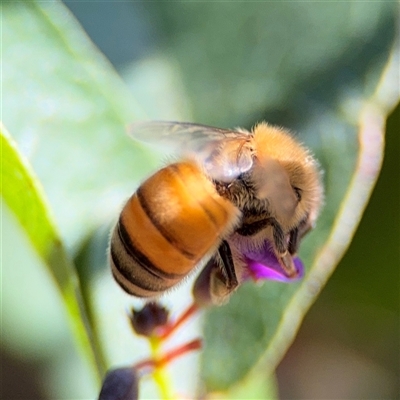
[242,241,304,282]
[246,257,304,282]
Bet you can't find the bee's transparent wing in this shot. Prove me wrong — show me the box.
[129,121,242,149]
[128,121,255,182]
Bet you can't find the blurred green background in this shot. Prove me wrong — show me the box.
[2,1,399,399]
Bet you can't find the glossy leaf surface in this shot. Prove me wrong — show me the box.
[1,125,104,385]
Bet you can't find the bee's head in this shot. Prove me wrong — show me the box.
[252,123,323,232]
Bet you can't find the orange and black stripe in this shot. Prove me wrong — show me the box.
[110,161,239,298]
[110,216,185,297]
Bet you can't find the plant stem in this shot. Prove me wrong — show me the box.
[159,303,199,340]
[149,335,174,399]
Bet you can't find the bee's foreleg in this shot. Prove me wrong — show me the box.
[288,227,299,255]
[288,216,313,255]
[270,219,288,255]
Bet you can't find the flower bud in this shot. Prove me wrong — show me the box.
[98,367,139,400]
[128,302,169,337]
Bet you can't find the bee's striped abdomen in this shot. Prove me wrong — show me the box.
[110,161,240,298]
[110,217,185,297]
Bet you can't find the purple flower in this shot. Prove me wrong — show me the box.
[242,241,304,283]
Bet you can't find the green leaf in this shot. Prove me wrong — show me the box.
[2,0,158,249]
[217,373,279,400]
[1,124,105,381]
[2,1,158,387]
[1,0,158,392]
[151,2,397,128]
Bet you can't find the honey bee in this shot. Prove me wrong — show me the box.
[110,121,323,305]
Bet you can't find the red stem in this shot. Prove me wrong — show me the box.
[134,358,155,371]
[157,338,203,368]
[158,302,200,340]
[134,338,203,373]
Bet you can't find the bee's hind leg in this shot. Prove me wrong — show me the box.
[192,240,238,306]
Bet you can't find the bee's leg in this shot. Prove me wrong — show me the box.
[238,216,299,277]
[238,216,290,257]
[270,221,299,277]
[192,241,238,306]
[236,219,271,236]
[218,240,238,289]
[288,227,299,254]
[268,219,287,255]
[288,216,313,254]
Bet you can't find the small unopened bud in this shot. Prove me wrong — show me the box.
[129,302,169,337]
[98,367,139,400]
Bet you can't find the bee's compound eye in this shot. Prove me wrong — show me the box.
[98,367,139,400]
[292,186,302,202]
